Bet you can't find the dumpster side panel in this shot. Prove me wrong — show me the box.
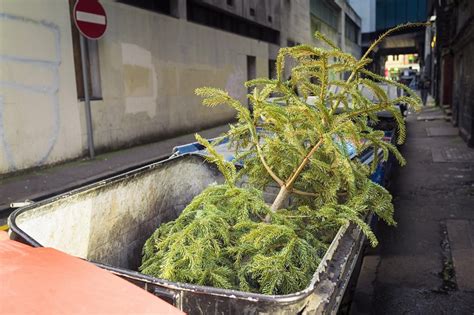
[14,156,223,270]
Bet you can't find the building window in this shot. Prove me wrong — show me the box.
[311,16,321,33]
[69,0,102,100]
[268,16,272,23]
[249,8,255,16]
[116,0,172,15]
[226,0,234,6]
[345,15,359,44]
[287,39,300,47]
[269,59,277,79]
[187,0,280,45]
[310,0,338,30]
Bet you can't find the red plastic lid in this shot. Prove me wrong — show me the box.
[0,231,185,314]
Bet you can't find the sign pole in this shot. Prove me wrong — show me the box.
[73,0,107,159]
[79,34,95,159]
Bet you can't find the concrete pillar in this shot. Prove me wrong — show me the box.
[340,9,346,52]
[171,0,187,19]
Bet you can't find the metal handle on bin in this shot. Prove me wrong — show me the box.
[152,286,181,308]
[10,200,33,208]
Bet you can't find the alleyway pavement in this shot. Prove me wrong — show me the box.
[351,106,474,314]
[0,125,229,226]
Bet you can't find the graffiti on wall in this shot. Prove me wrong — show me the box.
[0,13,61,172]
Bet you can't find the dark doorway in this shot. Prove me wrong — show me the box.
[247,55,256,112]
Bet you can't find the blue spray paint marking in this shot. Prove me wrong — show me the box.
[0,13,61,170]
[0,96,16,169]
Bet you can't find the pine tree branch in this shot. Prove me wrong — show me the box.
[245,107,285,187]
[319,56,330,126]
[291,188,318,197]
[286,138,324,188]
[361,22,430,61]
[255,142,285,187]
[329,22,428,116]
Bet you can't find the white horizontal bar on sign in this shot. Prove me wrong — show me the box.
[76,11,106,25]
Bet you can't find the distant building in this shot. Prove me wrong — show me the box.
[349,0,427,74]
[0,0,361,174]
[310,0,362,60]
[384,54,420,80]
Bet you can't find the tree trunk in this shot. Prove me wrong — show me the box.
[270,186,291,212]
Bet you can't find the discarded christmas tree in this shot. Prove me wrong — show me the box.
[140,24,423,295]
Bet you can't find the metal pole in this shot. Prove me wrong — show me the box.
[79,34,95,159]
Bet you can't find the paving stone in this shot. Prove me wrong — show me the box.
[349,255,379,315]
[372,285,474,314]
[426,126,459,137]
[351,113,474,313]
[417,113,447,121]
[432,146,474,163]
[447,220,474,291]
[447,220,474,250]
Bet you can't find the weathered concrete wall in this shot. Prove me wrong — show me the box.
[199,0,281,32]
[452,0,474,146]
[312,18,339,46]
[92,1,270,151]
[0,0,363,175]
[348,0,375,33]
[345,38,362,59]
[279,0,312,79]
[453,43,474,146]
[0,1,83,174]
[281,0,312,46]
[0,0,271,174]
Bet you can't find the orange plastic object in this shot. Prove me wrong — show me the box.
[0,230,9,241]
[0,231,185,314]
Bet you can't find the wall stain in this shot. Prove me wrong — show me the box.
[123,64,153,97]
[225,67,245,100]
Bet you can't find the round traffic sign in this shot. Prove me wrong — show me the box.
[73,0,107,40]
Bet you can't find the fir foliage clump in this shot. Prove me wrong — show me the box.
[140,23,425,295]
[141,136,328,294]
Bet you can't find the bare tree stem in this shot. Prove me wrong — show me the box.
[270,185,291,212]
[270,139,324,212]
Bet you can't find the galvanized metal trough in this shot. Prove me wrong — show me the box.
[8,151,375,314]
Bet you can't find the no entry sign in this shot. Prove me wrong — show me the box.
[73,0,107,40]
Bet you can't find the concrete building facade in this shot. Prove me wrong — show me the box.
[0,0,361,175]
[310,0,362,59]
[427,0,474,146]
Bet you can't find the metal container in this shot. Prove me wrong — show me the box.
[8,153,368,314]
